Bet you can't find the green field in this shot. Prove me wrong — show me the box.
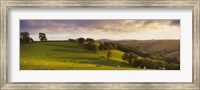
[20,42,144,70]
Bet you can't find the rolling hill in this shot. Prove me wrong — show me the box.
[113,40,180,51]
[98,39,180,61]
[20,42,144,70]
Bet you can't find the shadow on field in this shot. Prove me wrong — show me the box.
[51,48,88,53]
[48,42,90,53]
[45,42,131,68]
[57,56,131,68]
[46,43,85,49]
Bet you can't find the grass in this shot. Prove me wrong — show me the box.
[20,42,146,70]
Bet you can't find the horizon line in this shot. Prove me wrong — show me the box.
[32,38,180,41]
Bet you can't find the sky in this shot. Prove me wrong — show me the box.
[20,20,180,41]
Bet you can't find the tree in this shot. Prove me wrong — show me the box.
[122,52,139,65]
[122,52,131,64]
[78,37,85,43]
[30,38,34,42]
[111,42,117,49]
[108,43,113,50]
[20,32,32,43]
[86,42,99,53]
[68,39,74,42]
[117,45,131,52]
[138,58,168,69]
[135,46,143,51]
[39,33,47,42]
[92,44,99,53]
[104,42,113,50]
[107,50,112,59]
[86,38,95,43]
[133,59,142,67]
[130,52,140,60]
[122,52,130,61]
[99,43,105,50]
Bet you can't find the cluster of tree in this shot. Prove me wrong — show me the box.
[107,50,112,59]
[133,58,168,69]
[99,42,117,50]
[76,38,98,53]
[121,52,140,65]
[76,38,116,54]
[77,37,85,43]
[77,37,95,43]
[164,57,180,64]
[68,39,75,42]
[121,52,179,70]
[39,33,47,42]
[149,54,163,60]
[86,38,95,43]
[86,42,99,53]
[20,32,34,43]
[86,43,113,59]
[117,45,151,57]
[20,32,48,43]
[118,44,180,65]
[120,48,180,70]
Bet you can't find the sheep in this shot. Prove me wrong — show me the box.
[117,65,120,68]
[96,64,103,67]
[143,66,146,69]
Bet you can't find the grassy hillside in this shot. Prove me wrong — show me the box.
[20,42,144,70]
[114,40,180,61]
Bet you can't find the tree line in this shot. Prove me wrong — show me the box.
[20,32,47,43]
[69,37,118,53]
[69,37,114,59]
[20,32,34,43]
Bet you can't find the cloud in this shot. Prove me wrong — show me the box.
[38,28,49,33]
[20,20,180,40]
[170,20,180,26]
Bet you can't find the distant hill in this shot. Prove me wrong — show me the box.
[111,39,180,51]
[164,51,180,60]
[97,39,116,43]
[98,39,180,61]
